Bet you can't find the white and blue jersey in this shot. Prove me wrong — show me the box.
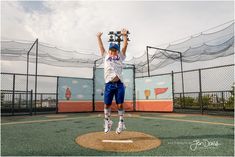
[103,52,126,105]
[104,52,126,83]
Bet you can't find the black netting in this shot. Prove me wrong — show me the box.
[1,22,234,77]
[1,40,100,68]
[128,22,234,75]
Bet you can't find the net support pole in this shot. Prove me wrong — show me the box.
[34,38,39,115]
[12,74,15,116]
[146,46,150,77]
[146,46,185,108]
[56,76,59,114]
[133,64,136,111]
[171,71,175,111]
[92,60,96,112]
[30,89,33,116]
[26,39,38,114]
[179,53,185,108]
[198,69,203,115]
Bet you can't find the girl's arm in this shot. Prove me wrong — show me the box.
[121,28,128,56]
[97,32,106,56]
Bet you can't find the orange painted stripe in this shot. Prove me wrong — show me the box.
[58,100,173,112]
[95,101,134,111]
[58,101,92,112]
[59,100,93,102]
[136,100,173,112]
[135,100,172,102]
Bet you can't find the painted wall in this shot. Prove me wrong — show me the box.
[135,75,173,112]
[95,68,134,111]
[58,77,93,112]
[58,69,173,112]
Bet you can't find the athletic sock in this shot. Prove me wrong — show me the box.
[118,109,124,122]
[104,108,111,121]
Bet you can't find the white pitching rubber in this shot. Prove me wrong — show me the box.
[102,140,133,143]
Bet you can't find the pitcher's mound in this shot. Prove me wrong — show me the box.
[75,131,161,152]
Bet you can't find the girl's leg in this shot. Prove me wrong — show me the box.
[104,104,111,121]
[117,103,124,122]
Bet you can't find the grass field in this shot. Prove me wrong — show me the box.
[1,112,234,156]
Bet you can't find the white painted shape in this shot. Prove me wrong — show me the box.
[102,140,133,143]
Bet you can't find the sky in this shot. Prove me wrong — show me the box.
[1,0,234,78]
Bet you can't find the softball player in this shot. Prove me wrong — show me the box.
[97,28,128,134]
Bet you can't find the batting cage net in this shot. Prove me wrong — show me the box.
[1,40,100,68]
[128,21,234,76]
[1,21,234,116]
[2,22,234,73]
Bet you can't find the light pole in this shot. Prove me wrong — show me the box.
[108,31,130,48]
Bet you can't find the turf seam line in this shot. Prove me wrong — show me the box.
[2,115,234,126]
[139,116,234,126]
[1,116,97,125]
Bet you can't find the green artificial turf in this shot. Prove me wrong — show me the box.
[1,113,234,156]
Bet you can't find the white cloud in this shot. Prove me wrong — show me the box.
[82,85,88,88]
[3,1,233,57]
[72,80,78,84]
[62,85,69,89]
[2,2,35,40]
[157,82,166,85]
[145,79,152,83]
[1,1,233,77]
[76,94,84,99]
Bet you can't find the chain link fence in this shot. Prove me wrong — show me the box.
[173,64,234,116]
[1,73,58,115]
[1,64,233,116]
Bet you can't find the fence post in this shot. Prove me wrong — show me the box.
[179,93,183,112]
[133,65,136,111]
[40,93,43,108]
[30,90,33,116]
[19,93,21,109]
[221,91,225,111]
[56,76,59,114]
[171,71,175,111]
[198,69,203,115]
[12,74,15,116]
[92,61,96,112]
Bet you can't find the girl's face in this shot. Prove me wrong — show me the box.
[109,48,118,56]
